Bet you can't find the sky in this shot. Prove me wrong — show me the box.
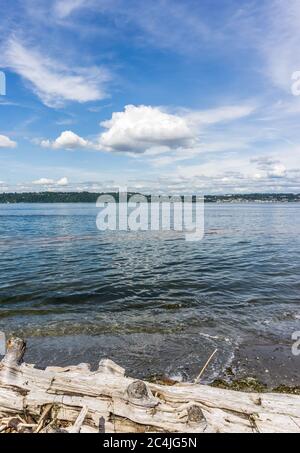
[0,0,300,194]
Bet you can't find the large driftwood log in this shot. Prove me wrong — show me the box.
[0,338,299,433]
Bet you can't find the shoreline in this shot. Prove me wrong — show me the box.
[13,333,300,391]
[0,337,299,433]
[1,193,300,204]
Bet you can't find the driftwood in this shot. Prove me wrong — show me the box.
[0,338,299,433]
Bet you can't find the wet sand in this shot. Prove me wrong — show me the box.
[17,334,300,389]
[220,341,300,388]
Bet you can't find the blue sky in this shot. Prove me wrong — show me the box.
[0,0,300,193]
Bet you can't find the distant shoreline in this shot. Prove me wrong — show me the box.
[0,192,299,204]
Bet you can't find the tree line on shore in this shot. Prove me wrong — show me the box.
[0,192,299,203]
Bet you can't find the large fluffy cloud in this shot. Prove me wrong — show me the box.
[0,134,17,148]
[98,104,256,154]
[99,105,195,153]
[38,103,255,155]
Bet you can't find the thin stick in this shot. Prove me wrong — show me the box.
[19,423,37,428]
[194,349,218,384]
[69,406,89,433]
[35,404,53,433]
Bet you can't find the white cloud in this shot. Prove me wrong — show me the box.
[1,39,110,107]
[37,103,256,160]
[186,105,256,126]
[273,2,300,91]
[248,0,300,93]
[147,139,252,167]
[57,177,69,186]
[251,157,287,178]
[32,178,55,185]
[99,105,195,153]
[169,150,297,194]
[41,131,91,149]
[98,104,255,154]
[32,177,69,186]
[50,0,212,54]
[0,134,17,148]
[267,164,287,178]
[54,0,90,18]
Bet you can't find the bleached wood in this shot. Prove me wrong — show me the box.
[68,406,89,433]
[0,337,299,433]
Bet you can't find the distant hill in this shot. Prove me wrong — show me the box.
[0,192,299,203]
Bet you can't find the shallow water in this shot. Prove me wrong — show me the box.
[0,203,299,382]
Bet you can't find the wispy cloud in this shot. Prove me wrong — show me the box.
[49,0,216,54]
[251,156,287,178]
[1,39,110,107]
[53,0,90,18]
[261,0,300,92]
[185,105,256,126]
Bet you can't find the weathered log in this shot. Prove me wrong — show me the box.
[1,338,26,367]
[0,337,299,433]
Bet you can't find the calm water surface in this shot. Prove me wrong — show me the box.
[0,203,299,382]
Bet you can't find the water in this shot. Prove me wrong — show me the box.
[0,203,299,383]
